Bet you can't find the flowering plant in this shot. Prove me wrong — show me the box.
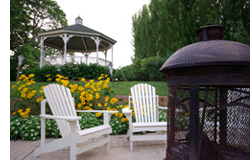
[11,74,43,117]
[11,73,167,139]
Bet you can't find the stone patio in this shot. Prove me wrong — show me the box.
[10,134,167,160]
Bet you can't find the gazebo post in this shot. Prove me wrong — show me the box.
[111,45,114,66]
[91,37,101,64]
[104,50,107,66]
[40,37,47,68]
[60,34,73,65]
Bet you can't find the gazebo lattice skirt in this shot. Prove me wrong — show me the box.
[167,86,250,160]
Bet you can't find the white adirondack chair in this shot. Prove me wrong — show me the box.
[33,84,118,160]
[122,83,167,151]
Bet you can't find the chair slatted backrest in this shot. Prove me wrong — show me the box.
[43,84,80,137]
[131,83,158,123]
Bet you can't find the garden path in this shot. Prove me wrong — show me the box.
[10,134,166,160]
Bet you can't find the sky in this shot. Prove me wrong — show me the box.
[55,0,150,69]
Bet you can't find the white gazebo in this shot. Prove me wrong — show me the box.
[38,16,117,68]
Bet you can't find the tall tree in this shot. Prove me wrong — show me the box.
[131,0,250,61]
[10,0,67,81]
[10,0,67,52]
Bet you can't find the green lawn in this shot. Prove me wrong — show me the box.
[111,81,168,96]
[10,81,168,97]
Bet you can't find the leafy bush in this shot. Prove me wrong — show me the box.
[22,65,59,82]
[10,110,167,140]
[60,62,80,80]
[118,56,166,81]
[142,57,166,81]
[21,63,110,82]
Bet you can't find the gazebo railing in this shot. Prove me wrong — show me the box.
[43,55,111,67]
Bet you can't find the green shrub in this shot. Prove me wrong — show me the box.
[118,56,166,81]
[21,63,110,82]
[142,57,166,81]
[10,110,167,140]
[60,62,80,80]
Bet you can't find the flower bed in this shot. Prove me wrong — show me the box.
[10,73,167,140]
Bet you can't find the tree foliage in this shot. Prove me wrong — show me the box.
[132,0,250,61]
[10,0,68,81]
[10,0,67,52]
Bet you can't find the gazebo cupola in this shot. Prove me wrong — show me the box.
[75,16,83,24]
[38,16,117,68]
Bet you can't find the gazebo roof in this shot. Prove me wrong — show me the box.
[38,21,117,53]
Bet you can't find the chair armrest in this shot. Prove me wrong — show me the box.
[40,114,81,121]
[76,110,118,114]
[157,106,168,110]
[122,107,132,114]
[76,110,118,126]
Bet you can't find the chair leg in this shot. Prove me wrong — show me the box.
[130,141,133,151]
[70,134,77,160]
[104,143,110,153]
[104,134,110,153]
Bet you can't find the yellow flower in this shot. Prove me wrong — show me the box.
[89,79,94,83]
[95,112,102,117]
[81,101,86,105]
[80,91,86,96]
[105,96,109,102]
[95,93,100,99]
[18,109,23,113]
[26,82,32,86]
[85,94,93,101]
[36,98,41,103]
[28,74,35,78]
[19,74,26,80]
[22,88,28,92]
[98,103,102,107]
[46,74,50,77]
[121,118,125,122]
[36,96,44,103]
[73,84,78,89]
[78,86,84,91]
[80,78,86,82]
[80,97,85,102]
[103,83,108,89]
[119,113,123,117]
[61,80,69,87]
[110,98,118,104]
[21,93,26,98]
[85,83,90,88]
[27,94,33,99]
[78,103,82,108]
[12,85,16,89]
[47,78,52,82]
[41,86,45,89]
[12,112,16,115]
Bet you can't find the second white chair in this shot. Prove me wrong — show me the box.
[122,83,167,151]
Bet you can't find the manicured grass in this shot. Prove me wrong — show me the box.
[110,81,168,96]
[10,81,168,97]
